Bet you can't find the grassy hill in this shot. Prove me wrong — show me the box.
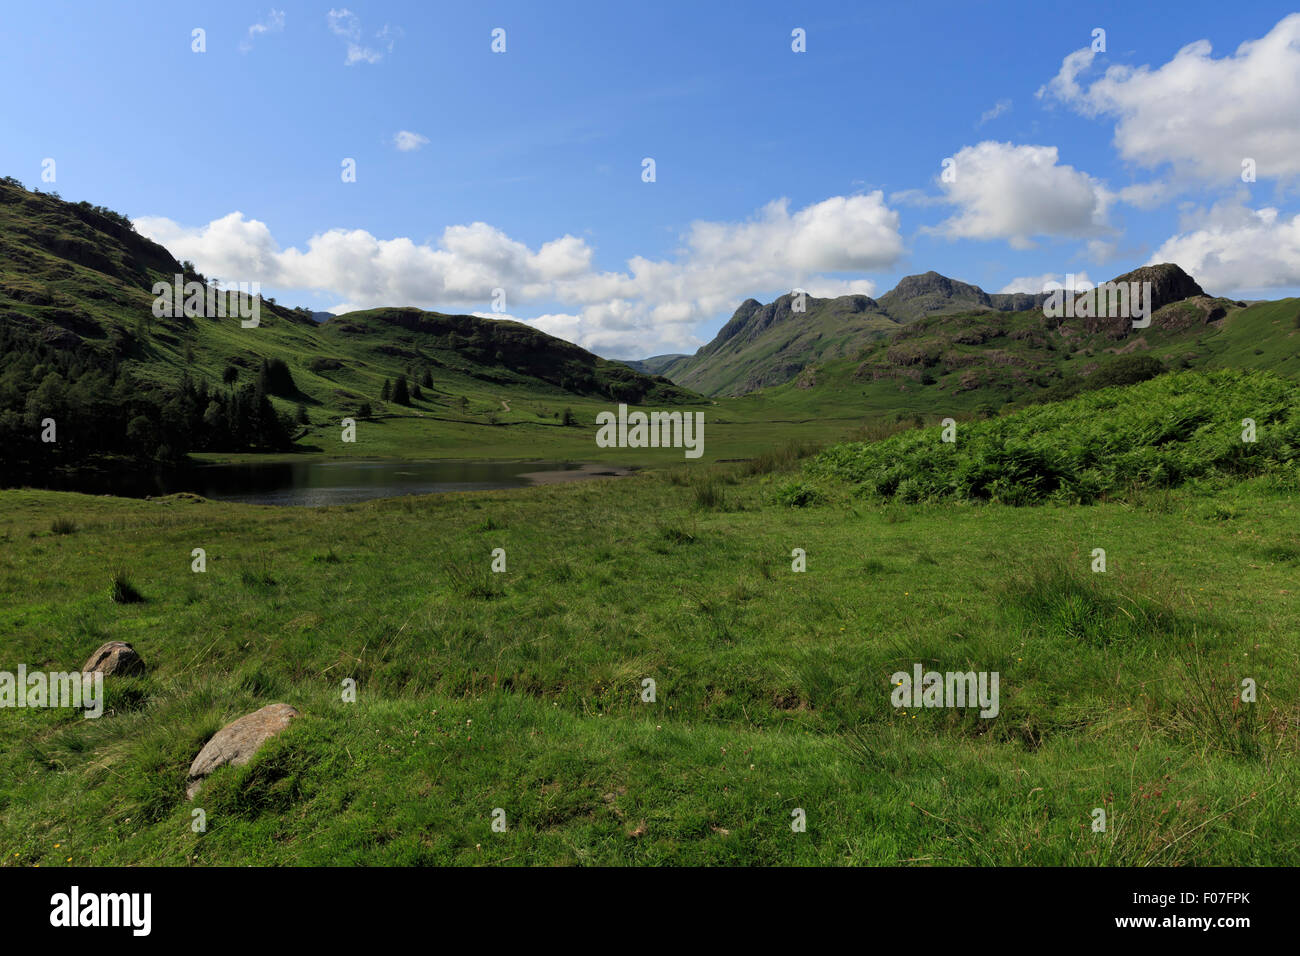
[0,178,700,475]
[11,177,1300,475]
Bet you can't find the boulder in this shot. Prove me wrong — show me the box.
[81,641,145,677]
[185,703,300,800]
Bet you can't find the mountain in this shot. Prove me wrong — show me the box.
[644,266,1215,397]
[1072,264,1205,317]
[618,353,688,376]
[876,270,1050,322]
[847,265,1229,399]
[654,292,899,396]
[0,177,698,474]
[739,261,1294,421]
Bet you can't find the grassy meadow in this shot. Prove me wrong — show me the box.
[2,408,1297,864]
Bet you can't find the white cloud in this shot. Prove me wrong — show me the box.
[683,195,902,274]
[999,271,1092,294]
[133,193,905,356]
[327,8,397,65]
[1117,182,1172,210]
[393,130,429,152]
[929,141,1113,249]
[1039,14,1300,185]
[978,98,1012,126]
[520,313,585,343]
[135,212,282,279]
[239,8,285,52]
[888,188,947,208]
[1085,239,1119,263]
[801,278,878,298]
[1036,47,1096,105]
[1148,198,1300,292]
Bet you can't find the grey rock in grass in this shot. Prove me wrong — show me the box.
[186,703,301,800]
[81,641,145,677]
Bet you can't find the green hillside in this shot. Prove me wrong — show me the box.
[737,284,1298,426]
[656,293,900,396]
[647,264,1296,405]
[619,353,689,376]
[807,368,1300,504]
[0,178,700,477]
[652,271,1061,397]
[7,175,1300,477]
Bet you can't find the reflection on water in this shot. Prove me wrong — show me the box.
[21,459,590,507]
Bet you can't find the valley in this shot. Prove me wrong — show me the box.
[1,177,1297,868]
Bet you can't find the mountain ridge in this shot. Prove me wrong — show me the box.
[635,264,1212,396]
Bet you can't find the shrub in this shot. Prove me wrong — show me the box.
[1087,354,1165,389]
[775,481,824,508]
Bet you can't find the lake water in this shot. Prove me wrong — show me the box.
[25,459,620,507]
[189,459,608,506]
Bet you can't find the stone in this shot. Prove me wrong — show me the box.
[185,703,301,800]
[81,641,145,677]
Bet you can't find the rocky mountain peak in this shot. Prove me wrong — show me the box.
[1105,263,1205,312]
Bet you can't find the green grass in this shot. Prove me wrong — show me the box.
[808,369,1300,504]
[1,462,1296,865]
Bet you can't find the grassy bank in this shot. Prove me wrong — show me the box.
[1,462,1296,865]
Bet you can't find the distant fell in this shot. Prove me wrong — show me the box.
[644,264,1219,397]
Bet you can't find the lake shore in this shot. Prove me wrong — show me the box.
[517,462,637,485]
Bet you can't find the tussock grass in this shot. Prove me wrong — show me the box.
[442,559,504,600]
[107,568,145,604]
[742,439,822,476]
[1001,559,1196,649]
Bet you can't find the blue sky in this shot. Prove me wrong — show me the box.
[4,1,1300,358]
